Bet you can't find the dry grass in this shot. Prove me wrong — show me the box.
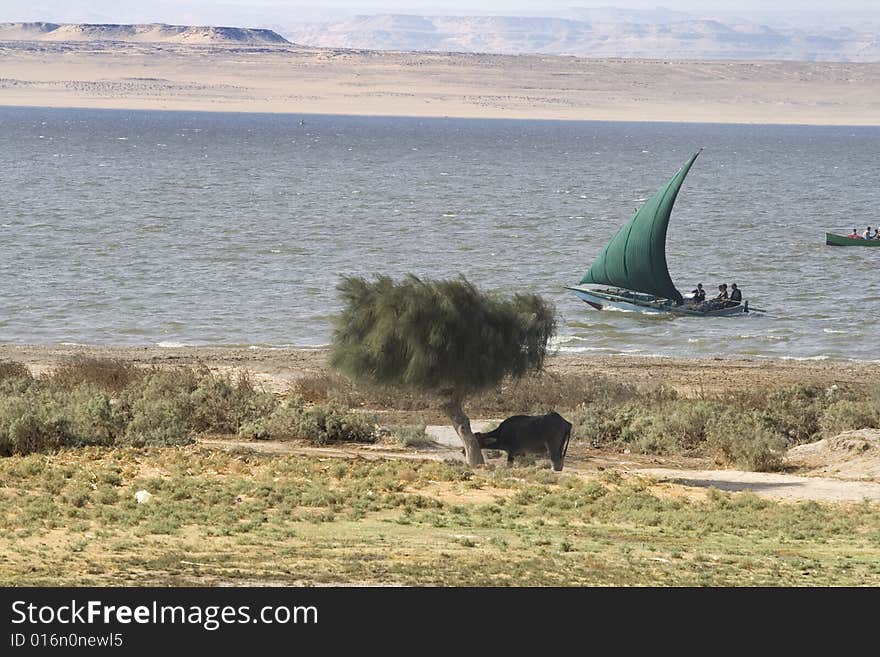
[290,370,645,422]
[2,446,880,586]
[0,361,32,382]
[48,356,141,392]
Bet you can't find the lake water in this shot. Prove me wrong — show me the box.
[1,107,877,360]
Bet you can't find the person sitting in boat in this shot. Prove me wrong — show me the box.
[847,228,862,239]
[700,284,728,310]
[690,283,706,303]
[863,227,873,240]
[727,283,743,308]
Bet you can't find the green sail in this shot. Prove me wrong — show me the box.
[579,150,700,304]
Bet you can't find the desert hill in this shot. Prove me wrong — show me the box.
[0,22,289,45]
[1,20,878,126]
[282,13,880,62]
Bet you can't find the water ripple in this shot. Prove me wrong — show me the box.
[1,107,877,359]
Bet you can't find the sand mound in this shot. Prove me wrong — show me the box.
[0,22,289,45]
[786,429,880,481]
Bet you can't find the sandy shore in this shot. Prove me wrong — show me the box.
[2,343,879,395]
[2,40,879,125]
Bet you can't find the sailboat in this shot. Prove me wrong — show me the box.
[566,150,758,317]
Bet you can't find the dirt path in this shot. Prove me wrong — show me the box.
[424,424,880,501]
[631,468,880,502]
[200,426,880,503]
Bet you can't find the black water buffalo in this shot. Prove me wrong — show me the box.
[474,411,572,471]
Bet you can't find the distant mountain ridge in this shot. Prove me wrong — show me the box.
[281,13,880,62]
[0,22,289,44]
[2,16,878,62]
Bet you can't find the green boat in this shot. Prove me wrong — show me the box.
[826,232,880,246]
[566,150,760,317]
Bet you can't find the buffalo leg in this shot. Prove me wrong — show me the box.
[547,441,563,472]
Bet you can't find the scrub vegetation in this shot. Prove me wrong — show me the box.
[1,359,878,472]
[0,358,375,457]
[567,382,880,471]
[2,446,880,586]
[2,358,879,586]
[291,368,880,472]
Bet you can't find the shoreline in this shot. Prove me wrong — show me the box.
[2,41,879,127]
[3,343,879,395]
[7,103,880,130]
[5,102,880,129]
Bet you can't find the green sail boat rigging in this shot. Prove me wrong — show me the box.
[567,150,757,316]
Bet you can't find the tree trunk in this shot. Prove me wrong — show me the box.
[442,396,485,467]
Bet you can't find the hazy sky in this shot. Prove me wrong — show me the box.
[282,0,880,9]
[4,1,880,24]
[152,0,880,8]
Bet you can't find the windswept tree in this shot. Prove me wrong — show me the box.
[330,275,557,466]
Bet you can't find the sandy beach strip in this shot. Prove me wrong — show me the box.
[2,41,880,125]
[1,343,878,396]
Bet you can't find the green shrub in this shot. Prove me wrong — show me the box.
[706,411,787,471]
[0,366,283,452]
[189,371,277,434]
[65,389,125,446]
[0,383,123,454]
[0,397,71,456]
[760,385,825,444]
[238,397,375,444]
[390,423,434,447]
[122,397,192,446]
[617,408,655,447]
[569,402,630,447]
[239,396,306,440]
[630,400,719,454]
[570,401,683,451]
[293,401,376,445]
[655,400,717,449]
[819,400,880,437]
[116,370,195,446]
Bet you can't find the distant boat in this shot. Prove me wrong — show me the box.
[826,232,880,247]
[565,150,760,316]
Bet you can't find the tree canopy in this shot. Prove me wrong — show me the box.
[330,274,557,398]
[330,274,557,466]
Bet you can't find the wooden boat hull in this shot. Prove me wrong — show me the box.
[826,232,880,246]
[566,286,753,317]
